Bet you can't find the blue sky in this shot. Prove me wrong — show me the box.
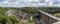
[0,0,4,2]
[0,0,60,7]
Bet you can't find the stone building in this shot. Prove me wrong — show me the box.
[16,10,27,19]
[5,10,16,16]
[5,10,28,19]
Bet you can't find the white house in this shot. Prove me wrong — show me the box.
[5,10,15,16]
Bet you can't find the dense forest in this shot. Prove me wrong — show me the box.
[0,7,60,24]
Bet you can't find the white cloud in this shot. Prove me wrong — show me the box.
[45,0,49,2]
[0,0,39,7]
[0,0,51,7]
[1,0,60,7]
[3,1,8,3]
[0,0,20,7]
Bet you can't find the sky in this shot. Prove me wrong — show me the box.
[0,0,39,7]
[0,0,4,2]
[0,0,60,7]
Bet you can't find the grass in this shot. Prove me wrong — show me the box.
[26,21,34,24]
[53,13,60,18]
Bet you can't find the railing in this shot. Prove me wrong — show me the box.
[39,10,60,24]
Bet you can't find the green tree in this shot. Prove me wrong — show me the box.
[0,15,22,24]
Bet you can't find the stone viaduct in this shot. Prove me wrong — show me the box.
[39,10,60,24]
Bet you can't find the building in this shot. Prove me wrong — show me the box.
[5,10,16,16]
[17,11,27,19]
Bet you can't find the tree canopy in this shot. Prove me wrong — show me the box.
[0,15,22,24]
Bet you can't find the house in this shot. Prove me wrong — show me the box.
[5,10,16,16]
[17,11,27,19]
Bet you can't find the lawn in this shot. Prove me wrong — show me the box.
[53,13,60,18]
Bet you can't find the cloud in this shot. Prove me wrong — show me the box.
[0,0,39,7]
[0,0,20,7]
[0,0,23,7]
[1,0,60,7]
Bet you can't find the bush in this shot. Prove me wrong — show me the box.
[0,16,22,24]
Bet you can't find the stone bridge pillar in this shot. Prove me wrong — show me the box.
[39,10,59,24]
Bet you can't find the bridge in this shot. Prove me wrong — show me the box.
[38,10,60,24]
